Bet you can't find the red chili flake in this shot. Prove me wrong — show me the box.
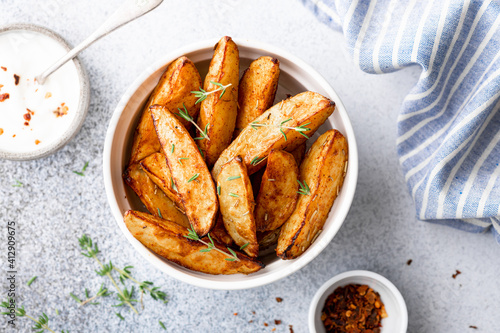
[14,74,20,85]
[321,284,387,333]
[53,103,69,117]
[407,259,413,266]
[0,84,3,91]
[0,93,9,102]
[233,313,238,316]
[452,270,461,279]
[276,297,283,303]
[274,320,281,325]
[12,134,16,137]
[248,320,253,323]
[24,122,29,126]
[469,325,478,329]
[252,311,256,315]
[1,66,6,71]
[264,322,268,327]
[23,113,31,121]
[0,128,3,135]
[27,108,34,115]
[35,140,41,145]
[289,325,294,333]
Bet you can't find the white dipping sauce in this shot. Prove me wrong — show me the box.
[0,30,80,154]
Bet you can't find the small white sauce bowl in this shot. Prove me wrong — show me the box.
[309,270,408,333]
[103,38,358,290]
[0,24,90,161]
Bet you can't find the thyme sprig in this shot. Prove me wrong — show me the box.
[27,276,37,286]
[251,119,311,141]
[170,177,178,193]
[187,173,200,183]
[178,157,189,165]
[70,284,111,306]
[12,179,23,187]
[250,156,267,166]
[0,301,66,333]
[175,104,210,140]
[73,161,89,176]
[113,266,168,304]
[191,81,232,104]
[194,123,210,141]
[297,180,311,196]
[79,235,138,314]
[184,225,239,261]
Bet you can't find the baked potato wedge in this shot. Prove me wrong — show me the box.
[276,130,348,259]
[257,228,281,252]
[210,214,234,247]
[150,105,218,237]
[255,150,299,231]
[290,142,307,165]
[124,210,264,275]
[234,56,280,138]
[129,56,202,164]
[197,36,239,166]
[212,91,335,179]
[217,156,259,257]
[123,163,189,227]
[139,152,183,211]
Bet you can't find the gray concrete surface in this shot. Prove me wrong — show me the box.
[0,0,499,332]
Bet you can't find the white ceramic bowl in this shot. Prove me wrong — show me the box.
[0,23,90,161]
[103,38,358,290]
[309,270,408,333]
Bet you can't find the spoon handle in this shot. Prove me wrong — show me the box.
[37,0,164,84]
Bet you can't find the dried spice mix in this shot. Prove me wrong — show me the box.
[321,284,387,333]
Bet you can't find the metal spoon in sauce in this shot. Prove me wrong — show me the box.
[35,0,163,85]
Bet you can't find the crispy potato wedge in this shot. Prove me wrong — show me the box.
[151,105,218,237]
[217,156,259,257]
[276,130,348,259]
[139,152,183,211]
[212,91,335,179]
[123,163,189,227]
[257,228,281,255]
[124,210,264,275]
[197,36,239,166]
[129,56,202,164]
[210,214,234,247]
[255,150,299,231]
[234,56,280,138]
[290,142,307,165]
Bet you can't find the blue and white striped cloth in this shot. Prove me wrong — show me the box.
[301,0,500,242]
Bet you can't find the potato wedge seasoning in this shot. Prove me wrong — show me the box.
[255,150,299,231]
[277,130,348,259]
[234,56,280,138]
[122,163,190,228]
[212,91,335,179]
[139,152,183,211]
[124,211,264,275]
[150,105,218,237]
[129,56,202,164]
[197,36,239,166]
[217,156,259,257]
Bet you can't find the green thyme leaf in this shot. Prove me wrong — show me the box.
[26,276,37,287]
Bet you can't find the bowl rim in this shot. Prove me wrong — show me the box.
[103,38,359,290]
[0,23,90,161]
[308,270,408,333]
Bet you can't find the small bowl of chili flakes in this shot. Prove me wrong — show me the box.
[309,270,407,333]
